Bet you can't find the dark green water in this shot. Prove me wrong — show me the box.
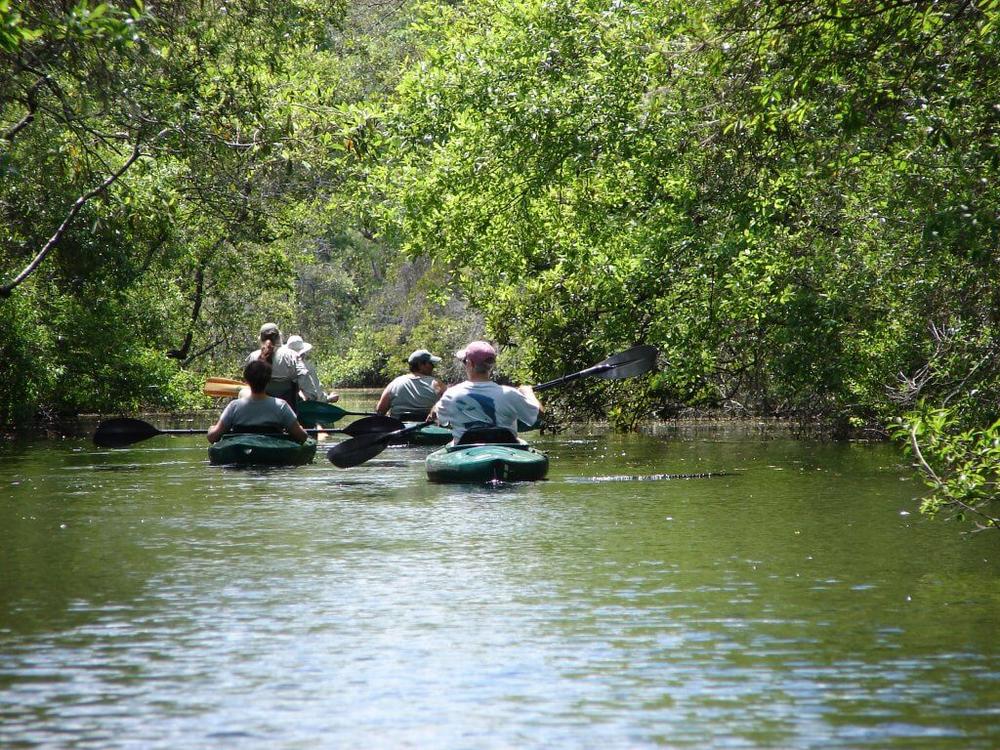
[1,412,998,748]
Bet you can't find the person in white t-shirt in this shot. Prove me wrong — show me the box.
[376,348,446,420]
[433,340,541,443]
[285,334,339,404]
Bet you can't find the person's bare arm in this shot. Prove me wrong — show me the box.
[375,385,392,415]
[518,385,542,412]
[288,420,309,444]
[207,419,227,443]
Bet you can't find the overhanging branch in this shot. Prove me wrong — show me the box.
[2,75,46,142]
[0,140,144,298]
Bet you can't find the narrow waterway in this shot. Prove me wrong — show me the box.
[1,405,998,748]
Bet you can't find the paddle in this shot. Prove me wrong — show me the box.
[204,378,245,398]
[391,408,538,433]
[94,415,404,449]
[203,378,375,423]
[296,400,378,426]
[327,344,658,469]
[207,376,244,386]
[327,421,434,468]
[531,344,658,391]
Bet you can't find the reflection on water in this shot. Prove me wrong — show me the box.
[570,471,735,482]
[1,406,999,749]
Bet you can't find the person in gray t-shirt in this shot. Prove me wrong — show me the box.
[243,322,315,410]
[207,360,309,443]
[375,349,446,420]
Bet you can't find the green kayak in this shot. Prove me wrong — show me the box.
[390,422,452,446]
[209,434,317,466]
[425,441,549,483]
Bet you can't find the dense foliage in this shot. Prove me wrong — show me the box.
[373,0,1000,433]
[0,0,350,421]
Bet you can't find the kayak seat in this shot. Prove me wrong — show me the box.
[457,427,518,445]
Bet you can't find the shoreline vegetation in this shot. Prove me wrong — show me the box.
[8,406,871,444]
[2,0,998,528]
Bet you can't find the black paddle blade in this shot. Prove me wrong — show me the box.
[594,344,658,380]
[327,432,392,468]
[533,345,659,392]
[327,420,434,468]
[340,415,405,436]
[93,418,162,448]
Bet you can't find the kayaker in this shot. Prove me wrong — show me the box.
[243,323,318,410]
[433,340,541,442]
[375,348,446,420]
[207,360,309,444]
[285,334,340,404]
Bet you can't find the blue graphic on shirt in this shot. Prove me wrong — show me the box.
[459,393,497,428]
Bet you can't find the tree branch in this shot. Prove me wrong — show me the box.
[724,0,923,35]
[181,337,227,367]
[0,141,144,298]
[2,75,46,142]
[167,247,218,362]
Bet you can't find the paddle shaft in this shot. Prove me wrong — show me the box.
[203,383,376,419]
[532,362,614,392]
[368,420,434,445]
[531,345,656,391]
[93,414,405,448]
[113,426,342,439]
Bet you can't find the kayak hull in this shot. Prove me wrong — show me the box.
[209,435,317,466]
[425,443,549,483]
[390,422,453,446]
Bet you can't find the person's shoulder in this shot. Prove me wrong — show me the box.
[440,380,467,397]
[476,380,505,391]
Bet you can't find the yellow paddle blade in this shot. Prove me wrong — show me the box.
[206,376,245,386]
[203,380,244,398]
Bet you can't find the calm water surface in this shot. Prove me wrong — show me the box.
[1,408,998,748]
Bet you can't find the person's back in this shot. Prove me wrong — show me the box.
[436,379,538,441]
[216,397,297,431]
[208,360,308,444]
[383,373,440,418]
[376,349,445,419]
[433,341,540,442]
[284,334,336,403]
[243,323,311,408]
